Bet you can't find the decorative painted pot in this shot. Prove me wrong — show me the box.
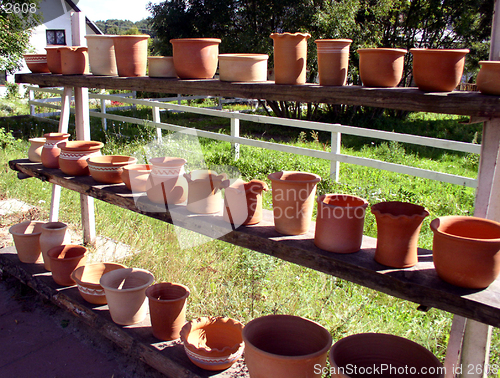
[218,54,269,82]
[371,201,429,268]
[315,39,352,86]
[85,35,117,76]
[185,170,228,214]
[268,171,321,235]
[146,282,190,341]
[270,32,311,85]
[243,314,332,378]
[9,221,45,263]
[180,317,244,371]
[223,179,269,226]
[41,132,70,169]
[314,194,368,253]
[148,56,177,78]
[147,157,188,204]
[410,48,469,92]
[122,164,152,193]
[113,35,150,77]
[58,140,104,176]
[40,221,71,271]
[476,61,500,95]
[87,155,137,184]
[100,268,155,325]
[358,48,407,87]
[23,54,50,73]
[45,46,63,74]
[28,137,46,163]
[170,38,221,79]
[47,244,87,286]
[430,216,500,289]
[60,46,89,75]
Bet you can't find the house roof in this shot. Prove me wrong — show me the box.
[64,0,103,34]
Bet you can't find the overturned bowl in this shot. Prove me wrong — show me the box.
[88,155,137,184]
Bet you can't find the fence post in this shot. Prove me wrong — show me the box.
[218,96,223,110]
[29,88,35,116]
[231,116,240,160]
[153,105,162,142]
[330,131,341,182]
[100,98,107,131]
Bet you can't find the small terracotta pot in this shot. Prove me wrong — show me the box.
[146,282,190,341]
[24,54,50,73]
[268,171,321,235]
[9,221,45,263]
[243,314,332,378]
[358,48,407,87]
[170,38,221,79]
[218,54,269,82]
[270,32,311,85]
[113,35,150,77]
[314,194,368,253]
[40,221,71,271]
[88,155,137,184]
[122,164,152,193]
[58,141,104,176]
[476,61,500,95]
[371,201,429,268]
[147,157,188,204]
[45,47,63,74]
[185,170,228,214]
[60,46,89,75]
[148,56,177,78]
[180,317,244,371]
[41,132,70,169]
[430,216,500,289]
[85,35,117,76]
[223,179,269,226]
[315,39,352,86]
[47,244,87,286]
[28,137,46,163]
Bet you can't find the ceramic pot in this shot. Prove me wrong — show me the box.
[58,141,104,176]
[476,61,500,95]
[315,39,352,86]
[270,32,311,85]
[45,47,63,74]
[23,54,50,73]
[146,282,190,341]
[47,244,87,286]
[85,35,117,76]
[218,54,269,82]
[180,317,244,371]
[100,268,155,325]
[87,155,137,184]
[9,221,45,263]
[122,164,152,193]
[430,216,500,289]
[113,35,150,77]
[185,170,228,214]
[371,201,429,268]
[314,194,368,253]
[223,179,269,225]
[71,263,126,305]
[41,132,70,169]
[170,38,221,79]
[243,314,332,378]
[40,221,71,271]
[147,157,188,204]
[268,171,321,235]
[60,46,89,75]
[410,48,469,92]
[329,333,443,378]
[148,56,177,78]
[358,48,407,87]
[28,137,46,162]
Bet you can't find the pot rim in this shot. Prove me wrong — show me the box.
[317,193,369,209]
[170,38,221,44]
[24,53,47,57]
[9,220,45,236]
[357,47,407,54]
[409,48,470,54]
[371,201,429,220]
[479,60,500,66]
[146,282,190,302]
[268,170,321,184]
[47,244,87,261]
[218,53,269,61]
[59,140,104,151]
[84,35,116,38]
[123,164,152,173]
[99,267,155,292]
[430,216,500,243]
[315,39,353,44]
[270,32,311,39]
[43,132,70,139]
[113,34,150,38]
[149,156,187,168]
[71,263,127,288]
[29,137,46,143]
[147,56,173,60]
[42,221,68,231]
[88,155,137,166]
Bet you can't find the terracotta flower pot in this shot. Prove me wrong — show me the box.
[476,61,500,95]
[100,268,155,325]
[170,38,221,79]
[40,221,71,271]
[358,48,407,87]
[314,194,368,253]
[329,333,443,378]
[185,170,228,214]
[146,282,190,341]
[60,46,89,75]
[87,155,137,184]
[270,32,311,85]
[268,171,321,235]
[85,35,117,76]
[23,54,50,73]
[410,48,469,92]
[58,140,104,176]
[9,221,45,263]
[41,132,70,169]
[223,179,269,226]
[45,46,63,74]
[148,56,177,78]
[243,314,332,378]
[122,164,152,193]
[371,201,429,268]
[315,39,352,86]
[47,244,87,286]
[180,317,244,371]
[113,35,150,77]
[146,157,188,204]
[430,216,500,289]
[28,137,46,163]
[218,54,269,82]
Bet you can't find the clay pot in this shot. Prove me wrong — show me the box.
[371,201,429,268]
[87,155,137,184]
[28,137,46,163]
[358,48,407,87]
[39,221,71,271]
[314,194,368,253]
[180,317,244,371]
[41,132,70,169]
[113,35,150,77]
[476,61,500,95]
[47,244,87,286]
[315,39,352,86]
[23,54,50,73]
[430,216,500,289]
[148,56,177,78]
[60,46,89,75]
[218,54,269,82]
[147,157,188,204]
[58,141,104,176]
[100,268,155,325]
[170,38,221,79]
[223,179,269,225]
[268,171,321,235]
[270,32,311,85]
[122,164,152,193]
[243,314,332,378]
[410,48,469,92]
[329,333,443,378]
[85,35,117,76]
[71,263,126,305]
[9,221,45,263]
[45,47,63,74]
[185,170,228,214]
[146,282,190,341]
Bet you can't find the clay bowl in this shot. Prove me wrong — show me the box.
[218,54,269,82]
[88,155,137,184]
[47,244,87,286]
[23,54,50,73]
[148,56,177,78]
[58,140,104,176]
[122,164,152,192]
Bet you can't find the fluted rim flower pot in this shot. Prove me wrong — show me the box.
[476,61,500,95]
[28,137,46,163]
[218,54,269,82]
[185,170,228,214]
[47,244,87,286]
[9,221,45,263]
[170,38,221,79]
[148,56,177,78]
[243,314,332,378]
[45,46,63,74]
[113,35,150,77]
[41,132,70,169]
[85,35,117,76]
[315,39,352,86]
[122,164,152,193]
[358,48,407,87]
[430,216,500,289]
[223,179,269,226]
[60,46,89,75]
[147,157,188,204]
[270,32,311,85]
[58,141,104,176]
[24,53,50,73]
[40,221,71,271]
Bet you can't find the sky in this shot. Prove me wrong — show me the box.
[75,0,164,22]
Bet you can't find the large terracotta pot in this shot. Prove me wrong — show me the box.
[218,54,269,82]
[9,221,45,263]
[47,244,87,286]
[358,48,407,87]
[146,157,188,204]
[268,171,321,235]
[170,38,221,79]
[476,61,500,95]
[60,46,89,75]
[185,170,228,214]
[243,314,332,378]
[410,48,469,92]
[270,32,311,85]
[430,216,500,289]
[23,54,50,73]
[223,179,269,226]
[113,35,150,77]
[148,56,177,78]
[39,221,71,271]
[315,39,352,86]
[28,137,46,163]
[45,46,63,74]
[122,164,152,193]
[58,141,104,176]
[85,35,117,76]
[41,132,70,169]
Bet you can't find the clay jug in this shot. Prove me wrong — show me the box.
[60,46,89,75]
[113,35,150,77]
[476,61,500,95]
[45,46,63,74]
[39,221,71,271]
[223,179,269,225]
[85,35,117,76]
[47,244,87,286]
[170,38,221,79]
[358,48,407,87]
[41,132,70,169]
[270,32,311,85]
[28,137,46,163]
[147,157,188,204]
[9,221,45,263]
[315,39,352,86]
[185,170,228,214]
